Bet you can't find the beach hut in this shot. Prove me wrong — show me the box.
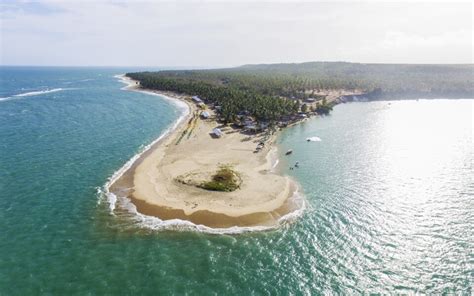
[211,128,223,138]
[243,118,254,126]
[244,124,258,133]
[192,96,203,103]
[201,111,210,119]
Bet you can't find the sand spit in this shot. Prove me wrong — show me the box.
[108,75,302,229]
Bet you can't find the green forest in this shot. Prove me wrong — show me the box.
[126,62,473,123]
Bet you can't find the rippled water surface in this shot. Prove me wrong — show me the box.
[0,67,472,294]
[277,100,473,293]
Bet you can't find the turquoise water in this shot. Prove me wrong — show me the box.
[0,67,472,294]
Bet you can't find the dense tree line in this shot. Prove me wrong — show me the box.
[127,72,297,123]
[127,62,473,122]
[232,62,473,97]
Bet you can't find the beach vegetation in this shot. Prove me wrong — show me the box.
[200,165,241,192]
[127,62,473,124]
[315,98,333,115]
[301,103,308,113]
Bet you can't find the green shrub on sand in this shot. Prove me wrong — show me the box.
[200,165,241,192]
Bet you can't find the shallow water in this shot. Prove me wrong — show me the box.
[0,67,472,294]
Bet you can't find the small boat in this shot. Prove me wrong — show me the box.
[285,149,293,155]
[306,136,322,142]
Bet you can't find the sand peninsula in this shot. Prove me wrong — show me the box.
[110,75,307,228]
[111,74,363,228]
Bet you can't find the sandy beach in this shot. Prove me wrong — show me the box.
[110,75,301,228]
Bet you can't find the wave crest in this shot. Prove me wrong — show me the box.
[14,88,70,97]
[0,88,77,102]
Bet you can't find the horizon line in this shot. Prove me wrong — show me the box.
[1,61,473,69]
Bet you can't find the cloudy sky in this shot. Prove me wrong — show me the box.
[0,1,472,67]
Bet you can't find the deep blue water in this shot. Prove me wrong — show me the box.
[0,67,472,294]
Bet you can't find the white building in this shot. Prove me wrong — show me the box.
[201,111,210,119]
[192,96,203,103]
[212,128,223,138]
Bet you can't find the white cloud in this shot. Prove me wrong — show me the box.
[0,1,472,66]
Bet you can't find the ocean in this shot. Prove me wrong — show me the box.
[0,67,472,294]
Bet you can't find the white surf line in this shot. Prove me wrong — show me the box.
[1,88,78,102]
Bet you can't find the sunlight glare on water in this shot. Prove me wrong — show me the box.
[277,99,473,293]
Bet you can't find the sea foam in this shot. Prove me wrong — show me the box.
[109,187,305,234]
[14,88,68,97]
[0,88,77,102]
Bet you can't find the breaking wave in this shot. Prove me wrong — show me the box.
[0,88,77,102]
[14,88,70,97]
[98,184,305,234]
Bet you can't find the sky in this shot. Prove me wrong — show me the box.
[0,1,472,67]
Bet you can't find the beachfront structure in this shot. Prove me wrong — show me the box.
[297,113,308,118]
[235,116,256,127]
[244,121,269,132]
[238,110,250,116]
[201,111,210,119]
[212,128,223,138]
[234,117,252,128]
[243,119,254,126]
[244,124,258,133]
[192,96,203,103]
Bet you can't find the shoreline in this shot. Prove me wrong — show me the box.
[103,75,192,212]
[106,74,304,230]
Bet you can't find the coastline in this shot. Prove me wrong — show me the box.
[106,74,304,230]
